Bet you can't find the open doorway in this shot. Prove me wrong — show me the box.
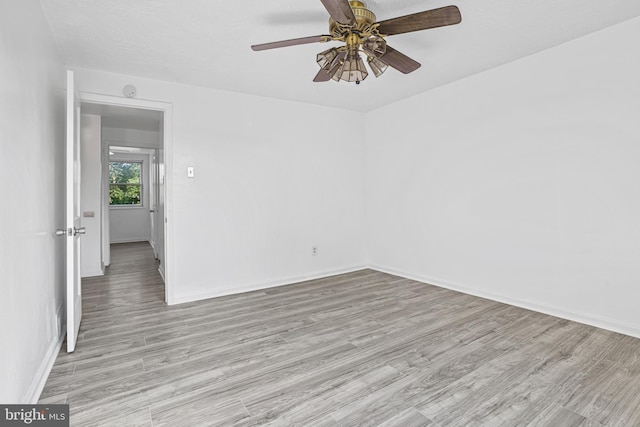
[107,145,160,257]
[78,97,172,303]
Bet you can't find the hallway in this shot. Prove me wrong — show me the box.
[39,242,165,424]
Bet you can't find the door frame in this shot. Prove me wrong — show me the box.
[80,92,174,304]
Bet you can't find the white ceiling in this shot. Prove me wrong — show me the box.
[41,0,640,112]
[81,102,162,132]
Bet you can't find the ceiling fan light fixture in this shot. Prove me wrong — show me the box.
[367,56,388,77]
[337,51,368,83]
[317,48,339,70]
[252,1,462,85]
[362,36,386,57]
[329,57,345,81]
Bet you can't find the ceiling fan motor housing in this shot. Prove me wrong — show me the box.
[329,1,377,39]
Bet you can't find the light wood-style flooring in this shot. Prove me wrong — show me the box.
[40,242,640,426]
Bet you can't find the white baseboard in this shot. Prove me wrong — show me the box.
[169,265,368,305]
[81,268,104,278]
[23,305,66,403]
[158,264,165,282]
[110,237,150,244]
[369,264,640,339]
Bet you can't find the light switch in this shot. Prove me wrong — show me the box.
[187,166,195,178]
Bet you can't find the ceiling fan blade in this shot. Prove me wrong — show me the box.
[313,69,332,82]
[251,35,330,51]
[379,45,421,74]
[320,0,356,25]
[377,5,462,36]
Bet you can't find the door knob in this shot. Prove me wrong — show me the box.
[74,227,86,236]
[149,209,155,213]
[55,229,68,237]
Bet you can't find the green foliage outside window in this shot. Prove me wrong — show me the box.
[109,161,142,205]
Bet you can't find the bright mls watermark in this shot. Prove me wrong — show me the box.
[0,405,68,426]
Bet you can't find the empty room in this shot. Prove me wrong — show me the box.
[2,0,640,425]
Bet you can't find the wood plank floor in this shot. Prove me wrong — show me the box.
[40,242,640,426]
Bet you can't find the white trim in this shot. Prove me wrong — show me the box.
[80,92,173,305]
[24,305,66,403]
[109,205,147,210]
[169,265,368,305]
[369,264,640,339]
[101,142,111,267]
[111,237,151,244]
[158,265,165,282]
[108,153,148,210]
[104,138,160,150]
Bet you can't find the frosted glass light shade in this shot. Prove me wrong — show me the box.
[362,36,386,57]
[329,59,345,81]
[368,56,388,77]
[317,48,339,70]
[336,51,368,83]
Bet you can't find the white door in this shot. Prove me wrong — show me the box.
[66,70,83,352]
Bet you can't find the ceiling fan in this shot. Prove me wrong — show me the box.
[251,0,462,84]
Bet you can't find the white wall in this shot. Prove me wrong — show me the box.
[0,0,66,403]
[366,17,640,338]
[75,69,367,303]
[108,152,152,243]
[80,114,103,277]
[103,127,160,149]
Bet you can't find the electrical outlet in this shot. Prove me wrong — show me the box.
[312,246,318,256]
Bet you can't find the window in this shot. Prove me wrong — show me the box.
[109,161,142,206]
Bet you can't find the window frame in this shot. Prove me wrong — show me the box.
[108,160,144,208]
